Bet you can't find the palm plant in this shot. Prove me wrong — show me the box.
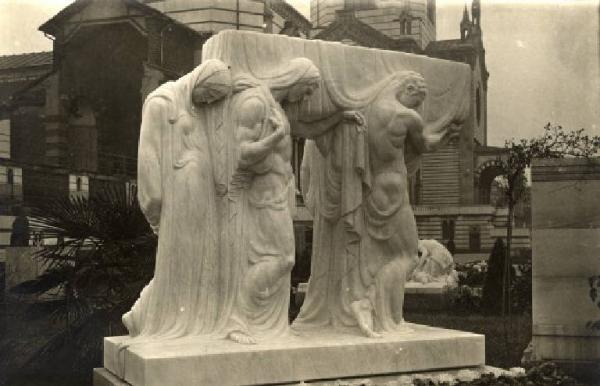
[7,185,156,379]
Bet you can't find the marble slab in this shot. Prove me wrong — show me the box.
[102,324,484,386]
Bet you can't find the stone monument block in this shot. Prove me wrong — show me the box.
[530,158,600,367]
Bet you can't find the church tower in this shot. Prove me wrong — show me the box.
[460,4,471,40]
[471,0,481,29]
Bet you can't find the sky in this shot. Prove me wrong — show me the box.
[0,0,598,146]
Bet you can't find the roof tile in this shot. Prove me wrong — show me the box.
[0,52,53,71]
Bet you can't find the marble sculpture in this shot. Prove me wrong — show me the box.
[124,30,471,344]
[123,59,236,339]
[411,239,458,286]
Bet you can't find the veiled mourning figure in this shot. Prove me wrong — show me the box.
[294,71,460,338]
[123,59,244,339]
[223,58,324,344]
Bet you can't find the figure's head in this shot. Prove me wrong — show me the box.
[267,57,321,104]
[286,77,320,103]
[286,65,320,102]
[395,72,427,109]
[191,65,232,106]
[188,59,231,106]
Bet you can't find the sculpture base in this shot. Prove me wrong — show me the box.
[100,324,484,386]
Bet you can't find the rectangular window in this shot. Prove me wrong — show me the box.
[0,119,10,159]
[469,226,481,251]
[442,218,456,241]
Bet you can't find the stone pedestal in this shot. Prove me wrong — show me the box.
[97,324,484,386]
[530,158,600,371]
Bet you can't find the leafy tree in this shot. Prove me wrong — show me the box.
[498,124,600,317]
[7,186,156,380]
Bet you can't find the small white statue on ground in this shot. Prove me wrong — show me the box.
[411,239,458,287]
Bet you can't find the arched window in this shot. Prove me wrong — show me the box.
[469,226,481,251]
[442,218,456,241]
[401,18,412,35]
[476,87,482,127]
[126,179,138,202]
[7,168,14,185]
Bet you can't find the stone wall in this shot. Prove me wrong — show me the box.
[530,157,600,366]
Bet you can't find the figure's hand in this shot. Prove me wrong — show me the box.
[343,110,366,127]
[266,117,286,142]
[443,122,461,143]
[268,115,282,131]
[431,122,461,146]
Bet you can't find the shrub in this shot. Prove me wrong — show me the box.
[481,238,509,315]
[511,263,532,314]
[7,186,156,379]
[394,362,586,385]
[447,285,482,314]
[455,260,488,287]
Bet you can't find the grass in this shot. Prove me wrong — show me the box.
[405,311,532,369]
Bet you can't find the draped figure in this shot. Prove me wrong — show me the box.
[294,71,461,337]
[123,55,355,346]
[122,59,246,339]
[224,58,325,344]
